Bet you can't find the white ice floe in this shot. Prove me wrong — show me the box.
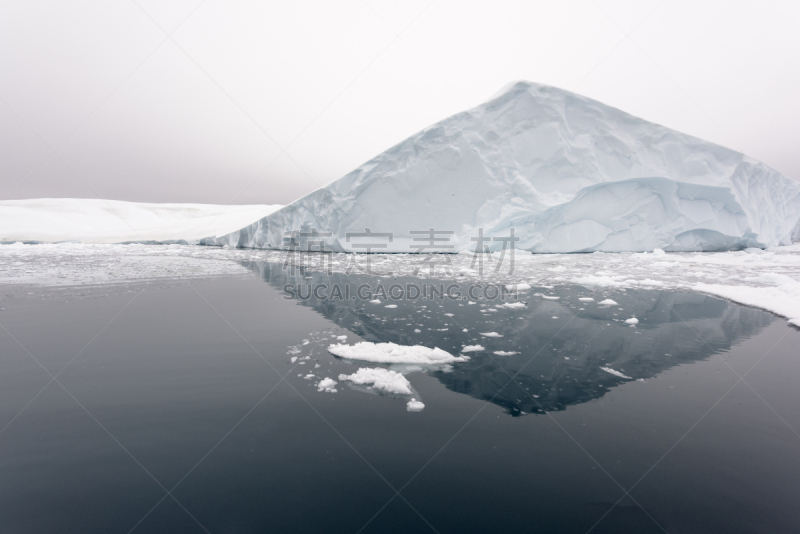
[328,342,468,365]
[479,332,503,338]
[461,345,485,352]
[493,351,520,356]
[625,318,639,325]
[0,198,281,244]
[498,302,526,309]
[693,282,800,327]
[204,81,800,253]
[385,304,397,309]
[578,297,595,302]
[505,283,531,292]
[317,378,338,392]
[598,299,619,306]
[406,399,425,412]
[541,295,561,300]
[601,367,633,379]
[338,367,413,395]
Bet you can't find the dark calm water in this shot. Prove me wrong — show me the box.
[1,264,799,533]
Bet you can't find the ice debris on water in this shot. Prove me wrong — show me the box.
[338,368,413,395]
[317,378,338,393]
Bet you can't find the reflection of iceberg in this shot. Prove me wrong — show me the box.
[246,262,774,415]
[203,81,800,252]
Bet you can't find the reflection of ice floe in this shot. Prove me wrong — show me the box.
[328,341,468,365]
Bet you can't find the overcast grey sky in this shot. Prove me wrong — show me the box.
[2,0,799,205]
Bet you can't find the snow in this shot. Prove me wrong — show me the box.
[406,399,425,412]
[0,198,281,244]
[203,81,800,253]
[317,378,338,392]
[327,342,468,365]
[601,367,633,380]
[338,368,413,395]
[461,345,485,352]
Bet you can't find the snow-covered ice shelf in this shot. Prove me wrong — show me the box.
[0,198,281,244]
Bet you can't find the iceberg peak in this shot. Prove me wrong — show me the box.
[203,81,800,253]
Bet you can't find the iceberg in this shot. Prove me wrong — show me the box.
[202,81,800,252]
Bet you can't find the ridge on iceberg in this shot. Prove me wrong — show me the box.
[202,81,800,253]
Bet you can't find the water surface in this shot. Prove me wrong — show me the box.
[0,266,798,533]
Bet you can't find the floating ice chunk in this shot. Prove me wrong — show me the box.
[461,345,485,352]
[493,351,520,356]
[498,302,526,309]
[290,357,298,364]
[578,297,595,302]
[328,342,468,365]
[653,248,666,255]
[505,283,531,292]
[385,304,397,309]
[369,299,381,304]
[601,367,632,379]
[598,299,619,306]
[625,317,639,325]
[573,276,625,287]
[541,295,560,300]
[479,332,503,337]
[414,329,421,333]
[338,368,413,395]
[317,378,338,392]
[336,335,348,341]
[406,399,425,412]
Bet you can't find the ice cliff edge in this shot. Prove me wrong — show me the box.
[202,81,800,252]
